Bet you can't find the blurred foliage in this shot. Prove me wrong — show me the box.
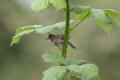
[0,0,120,80]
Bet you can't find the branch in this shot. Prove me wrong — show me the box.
[62,0,70,59]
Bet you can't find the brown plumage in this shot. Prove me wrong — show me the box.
[47,34,76,49]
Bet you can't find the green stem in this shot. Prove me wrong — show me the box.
[62,0,70,59]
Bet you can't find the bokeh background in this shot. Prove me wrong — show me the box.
[0,0,120,80]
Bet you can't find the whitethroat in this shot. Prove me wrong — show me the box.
[46,34,76,49]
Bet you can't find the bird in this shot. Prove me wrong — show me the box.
[47,34,76,49]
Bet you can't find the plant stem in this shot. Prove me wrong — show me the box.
[62,0,70,59]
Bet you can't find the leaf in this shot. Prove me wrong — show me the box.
[71,5,90,14]
[67,64,99,80]
[42,66,67,80]
[79,64,99,80]
[36,21,66,33]
[10,25,42,46]
[31,0,50,13]
[31,0,66,13]
[75,10,90,20]
[91,9,113,32]
[104,9,120,27]
[67,60,87,65]
[52,0,66,11]
[10,21,74,46]
[36,20,74,33]
[70,5,91,24]
[42,53,67,64]
[71,76,81,80]
[67,65,81,73]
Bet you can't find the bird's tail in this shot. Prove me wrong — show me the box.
[68,42,76,49]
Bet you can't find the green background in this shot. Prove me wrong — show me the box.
[0,0,120,80]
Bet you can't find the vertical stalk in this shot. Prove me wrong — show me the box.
[62,0,70,59]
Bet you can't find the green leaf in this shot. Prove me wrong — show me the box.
[10,21,74,46]
[42,66,67,80]
[67,60,87,65]
[104,9,120,27]
[71,5,90,14]
[79,64,99,80]
[70,5,91,25]
[67,64,99,80]
[42,53,67,64]
[10,25,42,46]
[67,65,81,73]
[52,0,66,11]
[75,10,90,20]
[31,0,50,13]
[31,0,66,13]
[36,20,74,33]
[71,76,81,80]
[91,9,113,32]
